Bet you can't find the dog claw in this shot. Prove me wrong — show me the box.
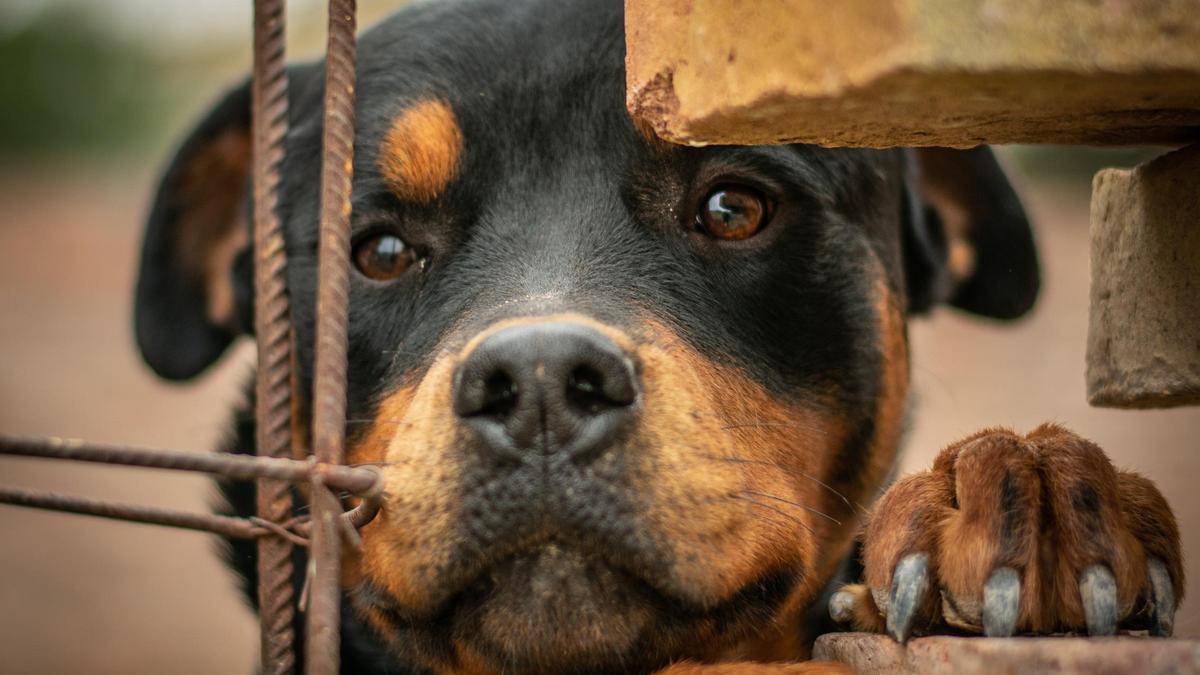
[1146,557,1175,637]
[1079,564,1118,636]
[887,553,930,643]
[982,566,1020,637]
[829,590,856,624]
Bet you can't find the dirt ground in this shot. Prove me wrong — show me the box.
[0,161,1196,673]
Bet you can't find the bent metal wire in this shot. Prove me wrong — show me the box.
[0,1,361,673]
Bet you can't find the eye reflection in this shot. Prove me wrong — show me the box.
[697,185,769,240]
[353,233,417,281]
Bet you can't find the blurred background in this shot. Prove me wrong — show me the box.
[0,1,1196,672]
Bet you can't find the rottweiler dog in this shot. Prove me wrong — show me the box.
[134,0,1183,672]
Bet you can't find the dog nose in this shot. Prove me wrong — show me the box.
[453,321,638,459]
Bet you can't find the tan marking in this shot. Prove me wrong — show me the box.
[353,369,463,615]
[203,217,248,325]
[173,129,252,328]
[832,269,912,577]
[847,266,921,633]
[628,320,842,609]
[739,273,912,659]
[378,99,463,204]
[916,148,979,284]
[866,272,910,497]
[921,181,977,282]
[289,325,311,463]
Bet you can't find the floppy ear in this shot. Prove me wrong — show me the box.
[901,146,1040,320]
[135,80,255,380]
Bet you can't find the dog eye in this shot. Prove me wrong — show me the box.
[696,185,770,240]
[353,233,418,281]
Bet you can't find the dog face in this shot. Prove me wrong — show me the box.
[134,1,1038,672]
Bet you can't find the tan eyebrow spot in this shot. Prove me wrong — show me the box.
[378,98,463,204]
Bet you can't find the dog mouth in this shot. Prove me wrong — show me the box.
[362,530,671,620]
[356,537,669,669]
[356,533,801,671]
[463,542,661,658]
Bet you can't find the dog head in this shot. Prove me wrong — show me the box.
[134,1,1038,671]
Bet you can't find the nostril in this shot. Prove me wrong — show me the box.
[566,365,606,414]
[479,371,518,418]
[565,363,634,415]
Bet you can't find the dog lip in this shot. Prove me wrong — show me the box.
[356,531,685,623]
[356,543,802,657]
[357,527,796,628]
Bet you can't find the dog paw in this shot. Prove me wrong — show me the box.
[831,425,1183,641]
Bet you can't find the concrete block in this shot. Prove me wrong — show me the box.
[812,633,1200,675]
[625,0,1200,147]
[1088,144,1200,409]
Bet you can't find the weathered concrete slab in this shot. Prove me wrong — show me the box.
[813,633,1200,674]
[1087,144,1200,409]
[625,0,1200,148]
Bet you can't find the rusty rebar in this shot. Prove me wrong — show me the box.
[0,486,278,540]
[307,0,358,671]
[0,435,379,495]
[251,0,297,671]
[0,482,388,545]
[0,481,382,548]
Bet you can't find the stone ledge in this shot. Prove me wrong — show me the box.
[1087,143,1200,409]
[625,0,1200,147]
[812,632,1200,674]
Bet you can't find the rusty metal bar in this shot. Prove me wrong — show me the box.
[0,480,382,545]
[0,486,286,540]
[251,0,297,671]
[0,435,379,495]
[0,485,382,548]
[307,0,358,672]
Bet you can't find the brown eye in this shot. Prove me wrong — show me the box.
[697,185,769,240]
[353,233,417,281]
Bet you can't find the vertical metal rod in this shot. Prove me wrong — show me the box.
[251,0,297,673]
[307,0,357,672]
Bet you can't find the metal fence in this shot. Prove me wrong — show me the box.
[0,1,363,672]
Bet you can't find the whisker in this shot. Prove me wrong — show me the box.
[732,494,816,537]
[701,454,862,515]
[719,420,826,433]
[342,414,451,428]
[740,489,841,525]
[381,348,423,357]
[700,454,787,470]
[350,458,420,469]
[792,470,863,515]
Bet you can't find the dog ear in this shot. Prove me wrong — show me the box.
[135,80,254,380]
[901,146,1040,320]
